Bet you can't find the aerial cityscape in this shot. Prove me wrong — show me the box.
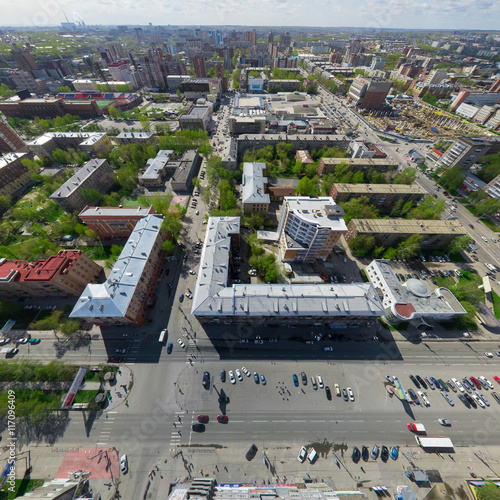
[1,7,500,500]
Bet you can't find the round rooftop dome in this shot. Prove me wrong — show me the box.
[405,278,431,298]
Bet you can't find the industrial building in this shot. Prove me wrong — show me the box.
[277,197,347,263]
[240,162,270,215]
[366,259,465,326]
[345,219,467,249]
[330,183,427,213]
[190,217,383,326]
[70,215,166,326]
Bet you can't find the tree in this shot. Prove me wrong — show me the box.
[162,239,176,256]
[450,281,483,306]
[351,171,365,183]
[448,236,472,255]
[348,235,375,258]
[244,213,265,229]
[396,234,423,259]
[108,106,119,119]
[296,176,318,196]
[140,115,151,132]
[52,148,71,164]
[476,482,500,500]
[0,83,15,98]
[407,197,445,220]
[440,164,465,192]
[57,85,71,93]
[393,168,416,185]
[192,177,201,188]
[0,195,13,210]
[81,188,103,204]
[341,196,379,224]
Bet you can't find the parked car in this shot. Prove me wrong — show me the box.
[120,454,128,474]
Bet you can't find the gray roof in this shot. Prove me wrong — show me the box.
[79,206,155,218]
[186,106,209,118]
[191,217,384,319]
[241,162,270,205]
[70,215,164,320]
[0,152,27,169]
[49,159,109,200]
[141,150,173,180]
[116,132,153,139]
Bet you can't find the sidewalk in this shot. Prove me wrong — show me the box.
[102,365,133,411]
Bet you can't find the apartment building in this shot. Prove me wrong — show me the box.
[190,217,384,326]
[366,259,465,326]
[0,250,104,298]
[228,116,266,135]
[115,132,156,146]
[241,162,270,215]
[330,183,427,213]
[277,197,348,263]
[0,118,26,153]
[179,106,211,131]
[0,152,33,198]
[348,76,392,110]
[317,157,397,175]
[171,149,202,192]
[49,159,114,212]
[345,219,466,249]
[27,132,112,158]
[78,205,156,238]
[435,137,493,170]
[70,215,166,326]
[140,149,175,187]
[0,97,102,119]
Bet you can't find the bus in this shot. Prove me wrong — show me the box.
[159,329,167,344]
[415,436,454,451]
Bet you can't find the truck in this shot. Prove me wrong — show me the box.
[415,436,454,451]
[407,423,426,433]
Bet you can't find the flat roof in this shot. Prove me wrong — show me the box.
[351,218,466,235]
[116,132,153,139]
[237,134,348,142]
[241,162,270,205]
[190,217,384,319]
[171,150,199,185]
[333,183,427,195]
[79,206,155,218]
[284,196,347,231]
[186,106,209,118]
[70,215,164,319]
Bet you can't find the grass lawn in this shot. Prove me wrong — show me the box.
[480,218,500,232]
[491,290,500,319]
[449,252,467,263]
[79,245,115,260]
[435,276,456,288]
[465,205,479,217]
[0,478,44,499]
[0,308,40,330]
[74,389,101,404]
[121,197,150,207]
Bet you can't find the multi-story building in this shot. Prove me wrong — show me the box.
[435,137,493,170]
[70,215,166,326]
[8,70,46,94]
[115,132,156,146]
[348,76,392,110]
[0,97,102,119]
[489,78,500,93]
[190,217,384,326]
[366,259,465,326]
[26,132,112,158]
[345,219,467,249]
[317,157,397,175]
[171,149,202,192]
[192,56,207,78]
[0,152,33,199]
[0,250,104,298]
[182,78,221,100]
[179,106,211,131]
[424,69,448,85]
[140,149,175,187]
[49,159,114,213]
[267,79,301,92]
[0,118,26,153]
[330,183,427,213]
[241,162,270,215]
[228,116,266,135]
[78,205,156,238]
[484,173,500,200]
[10,43,37,72]
[277,197,348,263]
[350,141,387,159]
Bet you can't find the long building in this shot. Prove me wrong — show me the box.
[240,162,270,215]
[434,137,494,170]
[278,197,348,263]
[49,159,114,212]
[0,118,26,153]
[317,157,398,175]
[78,205,156,238]
[70,215,166,326]
[345,219,467,249]
[171,149,202,192]
[0,250,104,298]
[140,150,175,187]
[330,183,427,213]
[366,259,465,326]
[27,132,113,158]
[0,152,33,199]
[190,217,384,326]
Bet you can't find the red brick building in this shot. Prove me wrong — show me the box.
[78,206,157,238]
[0,118,26,153]
[0,250,104,298]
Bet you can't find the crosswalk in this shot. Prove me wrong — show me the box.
[96,411,117,446]
[169,410,185,448]
[126,339,142,362]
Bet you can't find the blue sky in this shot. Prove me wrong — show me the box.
[2,0,500,30]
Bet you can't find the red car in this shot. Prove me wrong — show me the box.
[494,376,500,385]
[470,377,482,390]
[217,415,228,424]
[109,356,123,363]
[198,415,209,423]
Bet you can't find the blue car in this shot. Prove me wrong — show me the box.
[431,377,441,389]
[254,372,259,383]
[390,447,398,460]
[260,374,266,385]
[167,342,173,354]
[293,374,299,387]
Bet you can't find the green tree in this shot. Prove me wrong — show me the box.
[52,148,71,164]
[396,234,423,259]
[108,106,119,119]
[393,168,416,185]
[0,83,15,97]
[348,235,375,258]
[449,281,483,306]
[440,164,465,192]
[81,188,103,204]
[0,195,13,209]
[351,171,365,183]
[162,239,176,256]
[296,176,318,196]
[57,85,72,93]
[448,236,472,255]
[140,115,151,132]
[476,482,500,500]
[407,197,445,220]
[244,213,266,229]
[341,196,379,224]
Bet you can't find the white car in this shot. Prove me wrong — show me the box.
[298,446,307,463]
[452,378,465,392]
[120,454,128,474]
[177,339,185,348]
[482,236,488,242]
[242,367,250,377]
[418,390,430,407]
[438,418,451,426]
[18,338,29,344]
[479,376,494,389]
[485,352,494,358]
[229,370,236,384]
[347,388,355,401]
[317,376,324,389]
[472,393,485,408]
[235,369,243,381]
[189,270,196,275]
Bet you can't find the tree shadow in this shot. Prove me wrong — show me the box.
[13,412,70,447]
[53,332,92,358]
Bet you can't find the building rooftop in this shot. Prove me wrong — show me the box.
[351,218,466,235]
[241,162,270,205]
[79,206,156,218]
[284,196,347,231]
[79,133,107,146]
[70,215,164,319]
[141,150,173,180]
[333,183,427,195]
[50,159,108,200]
[116,132,153,139]
[185,106,209,118]
[171,150,198,185]
[321,157,397,166]
[191,217,383,319]
[0,152,27,169]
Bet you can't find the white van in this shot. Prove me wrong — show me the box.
[307,448,318,464]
